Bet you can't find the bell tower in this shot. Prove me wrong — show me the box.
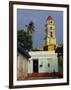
[44,16,57,51]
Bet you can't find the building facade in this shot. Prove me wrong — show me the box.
[28,51,58,77]
[28,16,58,78]
[17,45,31,80]
[17,16,59,79]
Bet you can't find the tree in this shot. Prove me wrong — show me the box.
[17,30,32,51]
[26,21,35,36]
[17,21,35,51]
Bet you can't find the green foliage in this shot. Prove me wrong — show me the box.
[26,21,35,35]
[17,21,35,51]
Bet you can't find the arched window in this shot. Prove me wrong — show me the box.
[50,32,53,37]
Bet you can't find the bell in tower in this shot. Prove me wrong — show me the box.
[44,16,57,51]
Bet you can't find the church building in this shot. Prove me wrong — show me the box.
[28,16,58,78]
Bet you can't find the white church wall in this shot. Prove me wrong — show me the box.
[28,51,58,73]
[39,56,58,73]
[28,59,33,73]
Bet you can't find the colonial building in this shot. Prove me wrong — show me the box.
[17,45,31,80]
[27,16,58,78]
[28,51,58,77]
[17,16,59,79]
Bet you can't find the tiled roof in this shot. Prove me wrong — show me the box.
[18,45,31,58]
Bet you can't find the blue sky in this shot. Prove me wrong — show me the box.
[17,9,63,48]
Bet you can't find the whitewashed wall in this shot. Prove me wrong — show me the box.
[17,53,28,79]
[28,51,58,73]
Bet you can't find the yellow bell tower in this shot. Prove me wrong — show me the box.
[44,16,57,51]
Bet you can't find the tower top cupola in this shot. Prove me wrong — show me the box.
[47,16,52,20]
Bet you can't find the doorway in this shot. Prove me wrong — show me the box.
[33,59,38,72]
